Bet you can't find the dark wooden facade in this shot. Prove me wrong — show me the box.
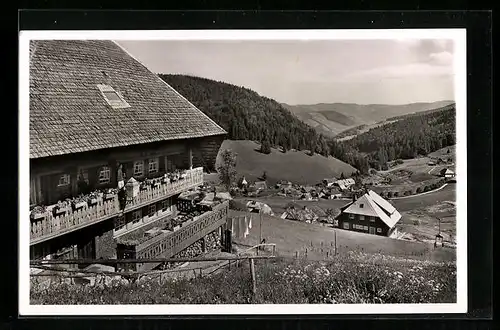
[334,212,395,237]
[30,136,223,206]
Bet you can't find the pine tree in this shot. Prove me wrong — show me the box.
[260,139,272,154]
[217,149,237,191]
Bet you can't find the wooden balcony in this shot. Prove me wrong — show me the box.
[117,201,229,272]
[30,167,204,245]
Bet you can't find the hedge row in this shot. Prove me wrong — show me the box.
[379,178,447,199]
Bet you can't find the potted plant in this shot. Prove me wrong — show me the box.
[53,200,70,216]
[139,181,148,191]
[103,188,116,201]
[161,174,168,184]
[71,195,88,211]
[87,191,101,205]
[30,205,47,221]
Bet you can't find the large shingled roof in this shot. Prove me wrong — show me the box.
[29,40,227,159]
[340,190,401,229]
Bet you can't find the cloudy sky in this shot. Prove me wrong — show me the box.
[118,39,455,105]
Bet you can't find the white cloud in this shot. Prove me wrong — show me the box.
[429,51,453,66]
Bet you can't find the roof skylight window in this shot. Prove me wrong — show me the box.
[97,84,131,109]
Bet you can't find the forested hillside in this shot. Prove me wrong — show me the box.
[160,74,325,153]
[343,104,456,170]
[160,74,370,173]
[159,74,453,175]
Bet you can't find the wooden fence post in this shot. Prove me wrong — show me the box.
[249,258,256,300]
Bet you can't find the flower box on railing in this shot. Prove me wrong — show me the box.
[72,201,88,211]
[104,192,115,200]
[30,211,47,221]
[88,197,99,205]
[52,205,69,216]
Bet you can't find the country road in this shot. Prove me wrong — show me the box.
[390,183,449,200]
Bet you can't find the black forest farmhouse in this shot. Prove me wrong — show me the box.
[29,40,228,270]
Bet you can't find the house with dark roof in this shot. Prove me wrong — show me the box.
[334,190,401,236]
[28,40,228,270]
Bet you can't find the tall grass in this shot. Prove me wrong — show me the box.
[30,252,456,305]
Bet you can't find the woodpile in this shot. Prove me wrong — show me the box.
[159,230,221,270]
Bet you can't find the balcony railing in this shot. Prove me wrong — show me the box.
[30,167,204,245]
[117,201,230,272]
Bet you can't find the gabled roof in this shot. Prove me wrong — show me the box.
[29,40,227,159]
[340,190,401,229]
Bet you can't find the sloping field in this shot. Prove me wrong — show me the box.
[216,140,357,185]
[428,144,456,159]
[230,209,455,262]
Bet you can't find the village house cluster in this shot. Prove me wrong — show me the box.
[29,40,231,272]
[234,175,359,201]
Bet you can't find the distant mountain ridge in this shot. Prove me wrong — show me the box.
[282,100,455,137]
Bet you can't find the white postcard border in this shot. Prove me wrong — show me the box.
[19,29,467,315]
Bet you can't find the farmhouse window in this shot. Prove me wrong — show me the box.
[359,215,365,221]
[343,222,350,230]
[133,161,144,177]
[114,215,126,232]
[149,204,156,217]
[360,203,364,208]
[363,226,368,231]
[149,158,159,174]
[348,213,354,220]
[333,219,339,227]
[131,209,142,225]
[370,217,375,222]
[57,174,70,186]
[98,166,111,184]
[377,228,382,233]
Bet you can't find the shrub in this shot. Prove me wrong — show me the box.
[416,187,423,194]
[229,200,246,211]
[393,192,399,197]
[387,191,393,198]
[404,191,411,196]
